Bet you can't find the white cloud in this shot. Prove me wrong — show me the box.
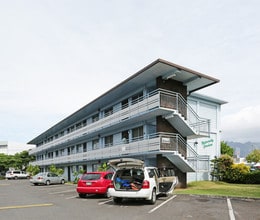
[221,105,260,142]
[0,1,260,143]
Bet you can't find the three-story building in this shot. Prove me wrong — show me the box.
[28,59,226,187]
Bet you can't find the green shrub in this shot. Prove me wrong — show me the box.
[243,170,260,184]
[225,163,250,183]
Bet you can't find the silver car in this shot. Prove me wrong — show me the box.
[30,172,65,185]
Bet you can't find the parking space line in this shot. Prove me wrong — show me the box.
[0,183,10,186]
[227,198,236,220]
[148,195,177,214]
[98,199,113,205]
[0,203,53,210]
[65,196,78,199]
[49,189,76,194]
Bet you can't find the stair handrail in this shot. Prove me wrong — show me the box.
[157,89,210,135]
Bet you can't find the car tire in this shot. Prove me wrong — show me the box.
[61,179,65,184]
[46,180,50,185]
[148,188,156,205]
[113,197,123,204]
[79,193,86,198]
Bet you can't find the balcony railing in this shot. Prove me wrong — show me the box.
[30,89,209,155]
[30,133,208,171]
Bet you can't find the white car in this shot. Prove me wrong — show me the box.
[5,170,30,180]
[108,158,178,204]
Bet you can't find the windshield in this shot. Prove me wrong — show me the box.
[81,173,101,180]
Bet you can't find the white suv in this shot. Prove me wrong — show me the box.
[5,170,29,180]
[108,158,178,204]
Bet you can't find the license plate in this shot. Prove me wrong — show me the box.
[86,182,92,186]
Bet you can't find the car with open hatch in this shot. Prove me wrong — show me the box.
[76,171,113,198]
[30,172,66,185]
[108,158,178,204]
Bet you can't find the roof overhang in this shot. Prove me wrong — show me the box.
[28,58,219,144]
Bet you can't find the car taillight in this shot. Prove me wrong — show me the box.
[37,177,43,180]
[142,180,150,189]
[109,182,114,188]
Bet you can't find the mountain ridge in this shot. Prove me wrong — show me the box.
[226,141,260,158]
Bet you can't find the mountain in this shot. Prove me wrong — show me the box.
[226,141,260,158]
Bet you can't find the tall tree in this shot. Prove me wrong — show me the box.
[246,149,260,163]
[221,141,234,157]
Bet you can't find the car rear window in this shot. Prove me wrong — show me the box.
[81,173,101,180]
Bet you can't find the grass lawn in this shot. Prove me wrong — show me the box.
[174,181,260,199]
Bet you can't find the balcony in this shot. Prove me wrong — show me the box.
[30,89,210,155]
[30,133,209,172]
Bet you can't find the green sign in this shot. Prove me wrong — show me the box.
[201,139,214,148]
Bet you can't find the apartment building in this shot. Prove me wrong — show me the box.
[28,59,226,187]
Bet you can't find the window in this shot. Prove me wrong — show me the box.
[122,98,129,109]
[92,164,99,171]
[104,107,113,117]
[83,143,87,152]
[76,144,81,153]
[105,135,113,147]
[76,122,82,129]
[132,126,143,141]
[105,173,113,180]
[122,130,129,143]
[92,113,99,123]
[92,139,99,150]
[131,92,143,105]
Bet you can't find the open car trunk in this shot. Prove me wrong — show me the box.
[113,168,144,191]
[108,158,178,193]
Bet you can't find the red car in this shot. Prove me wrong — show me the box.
[76,171,113,198]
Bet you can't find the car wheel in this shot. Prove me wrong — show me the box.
[113,197,122,204]
[33,183,38,186]
[46,180,50,185]
[61,179,65,184]
[79,193,86,198]
[148,188,156,204]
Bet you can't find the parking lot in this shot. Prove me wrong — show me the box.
[0,179,259,220]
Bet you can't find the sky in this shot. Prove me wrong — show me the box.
[1,0,260,144]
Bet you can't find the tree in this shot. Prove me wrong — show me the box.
[246,149,260,163]
[0,151,35,172]
[211,154,234,181]
[49,164,64,175]
[98,162,109,171]
[14,151,35,170]
[221,141,234,157]
[26,164,40,176]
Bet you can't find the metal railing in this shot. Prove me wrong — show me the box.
[30,89,209,155]
[30,132,209,172]
[159,89,210,136]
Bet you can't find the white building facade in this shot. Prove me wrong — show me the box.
[0,141,35,155]
[28,59,226,187]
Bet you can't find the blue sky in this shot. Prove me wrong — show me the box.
[1,0,260,143]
